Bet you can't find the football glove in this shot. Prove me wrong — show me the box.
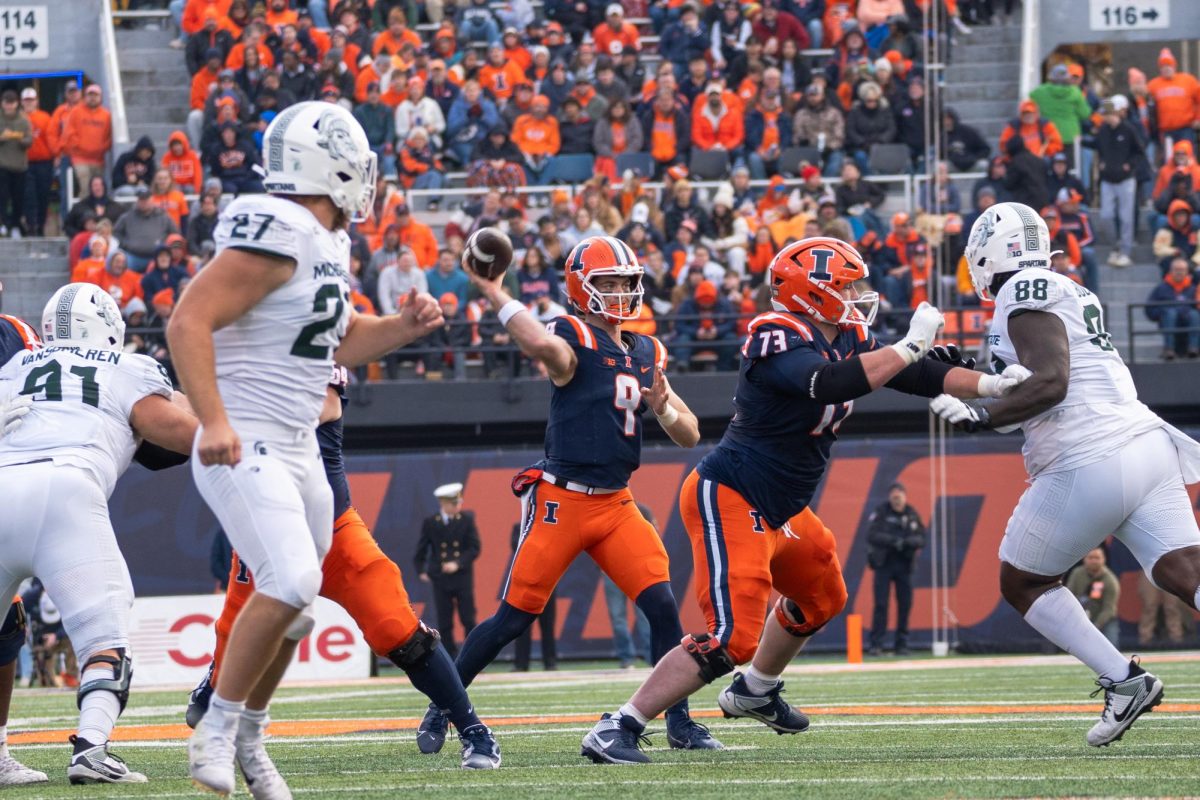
[892,302,945,365]
[926,343,976,370]
[976,363,1033,399]
[930,394,992,433]
[0,395,31,437]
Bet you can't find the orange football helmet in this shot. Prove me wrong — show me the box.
[767,237,877,326]
[564,235,644,322]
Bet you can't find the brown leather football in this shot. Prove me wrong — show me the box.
[462,227,514,280]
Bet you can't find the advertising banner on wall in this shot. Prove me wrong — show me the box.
[128,595,370,687]
[110,434,1200,656]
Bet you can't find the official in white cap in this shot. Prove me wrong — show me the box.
[414,482,480,657]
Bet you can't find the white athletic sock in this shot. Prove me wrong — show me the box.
[238,707,269,743]
[76,666,121,746]
[208,693,246,732]
[0,723,7,757]
[1193,586,1200,612]
[743,665,781,696]
[1024,586,1129,682]
[617,703,649,728]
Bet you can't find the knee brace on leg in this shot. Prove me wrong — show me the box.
[387,622,441,670]
[682,633,736,683]
[775,597,834,638]
[77,649,132,713]
[284,606,316,641]
[0,600,25,667]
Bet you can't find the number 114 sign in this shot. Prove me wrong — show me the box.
[0,6,48,60]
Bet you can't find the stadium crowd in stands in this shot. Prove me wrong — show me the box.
[7,0,1200,374]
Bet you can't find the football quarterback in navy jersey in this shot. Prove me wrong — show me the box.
[420,234,723,756]
[583,237,1023,763]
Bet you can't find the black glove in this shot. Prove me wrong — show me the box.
[926,343,976,371]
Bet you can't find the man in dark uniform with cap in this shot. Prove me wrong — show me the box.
[416,483,481,657]
[866,482,926,656]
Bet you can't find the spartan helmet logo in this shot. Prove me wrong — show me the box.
[969,209,997,252]
[316,111,364,181]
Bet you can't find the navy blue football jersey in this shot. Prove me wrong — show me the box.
[537,316,668,490]
[0,314,39,365]
[699,311,877,529]
[320,366,352,519]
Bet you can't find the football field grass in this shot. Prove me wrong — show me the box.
[7,652,1200,799]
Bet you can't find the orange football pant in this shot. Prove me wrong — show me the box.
[211,506,419,683]
[681,469,848,665]
[504,480,670,614]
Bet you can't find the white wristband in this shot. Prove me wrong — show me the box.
[890,338,923,366]
[497,299,526,327]
[656,403,679,427]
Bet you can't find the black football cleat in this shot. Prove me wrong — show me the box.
[581,713,651,765]
[417,704,449,754]
[186,664,215,729]
[718,672,810,735]
[666,716,724,750]
[458,724,501,769]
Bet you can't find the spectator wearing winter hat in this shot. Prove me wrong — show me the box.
[558,96,597,155]
[1095,97,1144,270]
[398,127,446,195]
[1046,151,1087,202]
[999,99,1063,160]
[1145,257,1200,360]
[1029,62,1092,152]
[706,183,750,277]
[793,82,846,177]
[941,107,991,171]
[674,279,738,371]
[395,76,446,151]
[205,122,262,195]
[1148,48,1200,149]
[845,80,895,174]
[660,5,709,74]
[141,243,189,301]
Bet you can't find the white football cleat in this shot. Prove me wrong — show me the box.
[0,746,48,786]
[237,712,292,800]
[189,707,238,796]
[1087,660,1164,747]
[66,737,147,784]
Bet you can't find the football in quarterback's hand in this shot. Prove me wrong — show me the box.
[462,227,514,280]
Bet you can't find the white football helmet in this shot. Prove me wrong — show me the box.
[260,101,378,222]
[964,201,1052,300]
[41,283,126,350]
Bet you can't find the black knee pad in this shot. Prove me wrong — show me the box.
[0,601,25,667]
[387,622,441,669]
[77,649,132,713]
[682,633,735,683]
[634,582,681,627]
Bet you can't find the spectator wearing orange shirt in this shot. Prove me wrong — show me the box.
[394,204,439,269]
[174,0,232,43]
[373,8,422,56]
[225,26,275,71]
[999,99,1064,159]
[1153,139,1200,199]
[512,94,560,183]
[593,4,640,58]
[639,87,690,178]
[478,43,526,104]
[162,130,203,194]
[692,82,746,163]
[500,27,532,73]
[1149,48,1200,149]
[398,127,446,196]
[20,87,53,237]
[61,84,111,199]
[263,0,297,33]
[72,236,108,282]
[148,168,189,231]
[191,49,224,112]
[86,249,144,312]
